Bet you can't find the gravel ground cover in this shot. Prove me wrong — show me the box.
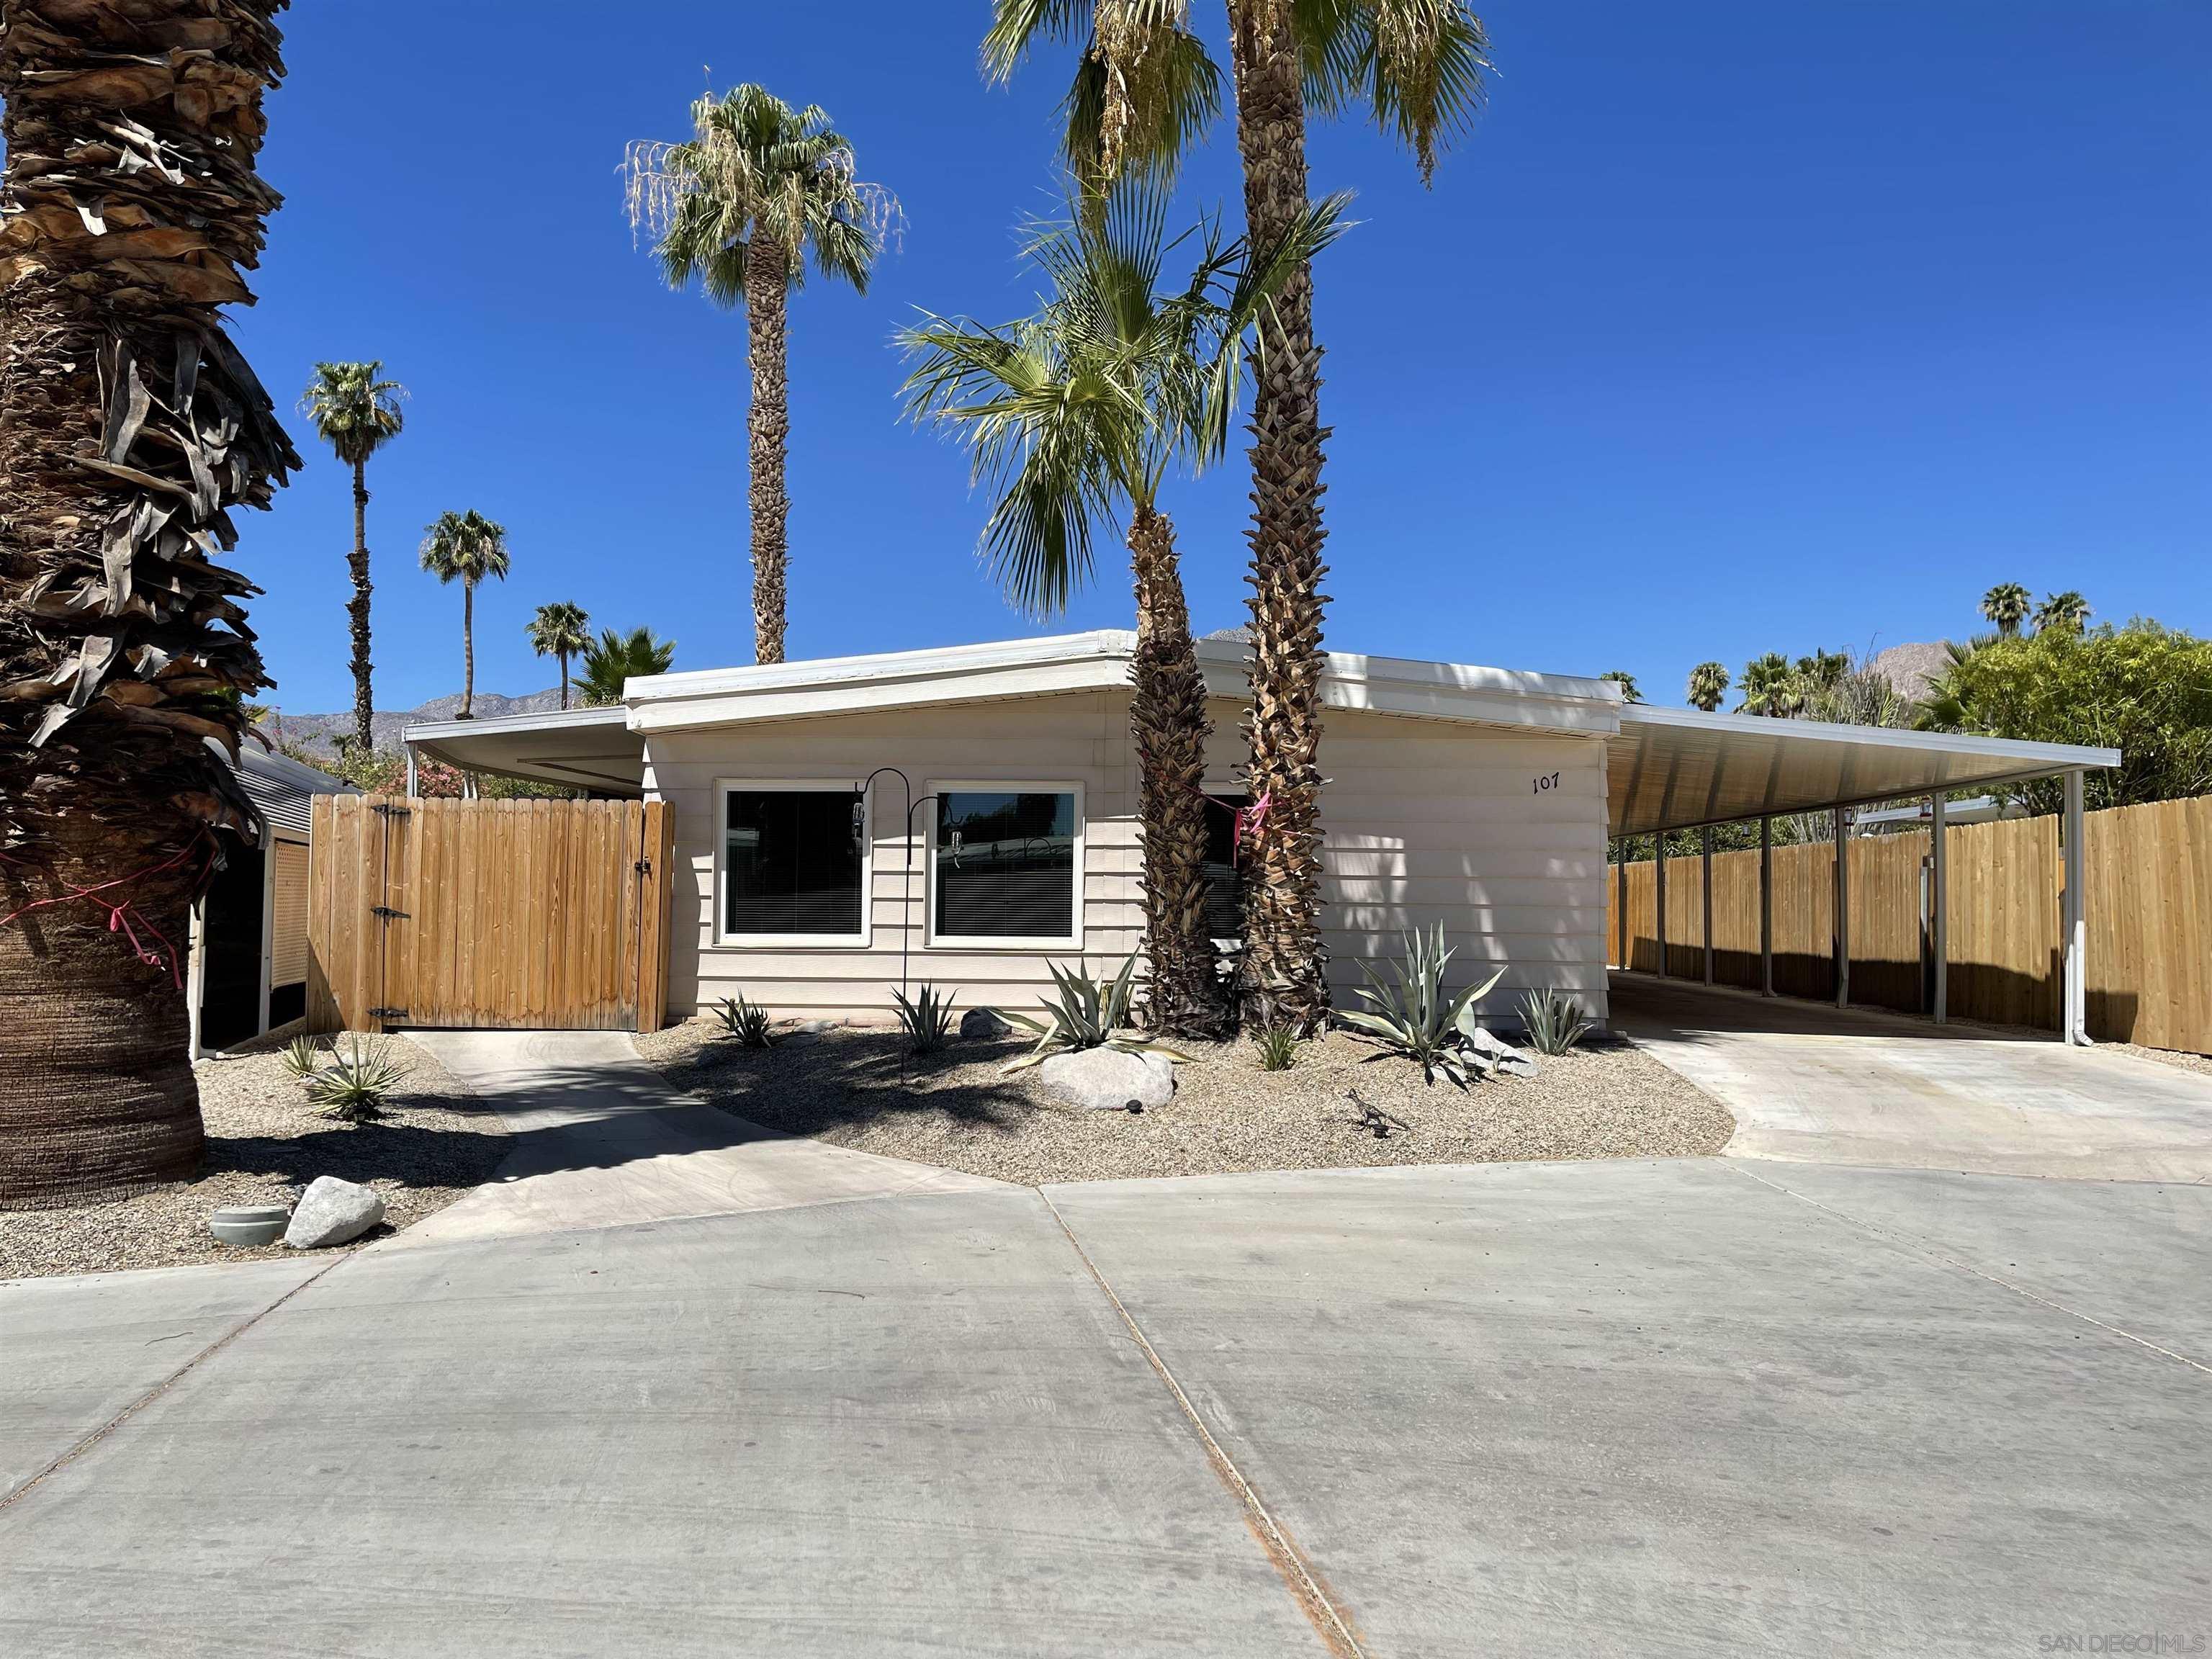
[636,1017,1735,1186]
[0,1035,510,1280]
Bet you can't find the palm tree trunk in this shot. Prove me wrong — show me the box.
[1128,507,1228,1038]
[1,0,296,1205]
[558,652,570,711]
[461,582,475,718]
[346,457,374,753]
[745,235,791,666]
[1226,0,1332,1033]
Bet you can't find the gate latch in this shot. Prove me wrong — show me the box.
[369,905,409,921]
[367,1006,409,1020]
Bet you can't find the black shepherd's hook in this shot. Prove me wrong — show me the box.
[852,768,940,1002]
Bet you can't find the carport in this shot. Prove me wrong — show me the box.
[1606,706,2120,1044]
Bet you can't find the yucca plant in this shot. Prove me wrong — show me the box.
[994,956,1191,1074]
[891,984,958,1056]
[1519,987,1591,1056]
[1251,1025,1299,1072]
[1337,925,1505,1088]
[305,1037,406,1123]
[279,1034,323,1084]
[714,994,775,1049]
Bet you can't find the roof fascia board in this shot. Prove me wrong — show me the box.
[1618,703,2119,770]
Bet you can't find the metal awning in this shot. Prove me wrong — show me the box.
[1607,705,2119,837]
[404,706,645,796]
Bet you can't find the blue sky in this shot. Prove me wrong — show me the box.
[236,1,2211,718]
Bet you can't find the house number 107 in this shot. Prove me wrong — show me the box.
[1532,772,1560,794]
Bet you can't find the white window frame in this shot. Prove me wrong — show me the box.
[712,778,873,950]
[925,779,1085,952]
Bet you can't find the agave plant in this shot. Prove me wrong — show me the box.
[279,1034,323,1084]
[714,994,775,1049]
[305,1037,406,1123]
[1337,925,1505,1088]
[1519,986,1591,1056]
[891,984,957,1056]
[1251,1024,1299,1072]
[994,956,1190,1074]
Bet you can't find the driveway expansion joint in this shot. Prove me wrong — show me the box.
[1040,1189,1367,1658]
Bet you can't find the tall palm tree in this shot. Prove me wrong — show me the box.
[623,86,896,667]
[577,627,677,708]
[1686,661,1730,712]
[1599,670,1642,704]
[1737,652,1800,718]
[902,189,1345,1037]
[526,602,592,709]
[0,2,298,1205]
[298,361,406,754]
[1980,581,2031,637]
[2034,590,2091,636]
[418,511,511,719]
[985,0,1492,1031]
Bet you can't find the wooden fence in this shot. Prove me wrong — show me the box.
[307,794,674,1034]
[1607,794,2212,1054]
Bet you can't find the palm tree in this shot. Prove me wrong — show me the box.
[298,361,406,753]
[418,511,511,719]
[902,189,1344,1037]
[526,602,593,709]
[577,627,677,708]
[0,4,299,1204]
[1980,581,2031,637]
[985,0,1492,1032]
[624,86,896,667]
[1686,662,1730,712]
[2034,590,2091,636]
[1599,670,1642,704]
[1737,652,1800,717]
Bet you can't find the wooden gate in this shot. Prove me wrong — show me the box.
[307,794,674,1034]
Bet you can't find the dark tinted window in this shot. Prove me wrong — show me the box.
[724,789,863,937]
[1201,794,1247,943]
[935,790,1076,940]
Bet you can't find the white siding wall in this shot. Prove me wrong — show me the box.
[646,690,1610,1026]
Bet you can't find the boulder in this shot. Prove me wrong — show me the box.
[960,1008,1015,1040]
[1460,1025,1538,1079]
[1037,1047,1176,1112]
[284,1177,385,1249]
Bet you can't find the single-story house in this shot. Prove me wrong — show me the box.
[405,631,2118,1035]
[189,741,354,1055]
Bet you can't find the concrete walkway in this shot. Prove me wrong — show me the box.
[1611,971,2212,1181]
[391,1030,1005,1247]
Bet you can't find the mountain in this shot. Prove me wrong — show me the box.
[262,688,564,757]
[1866,640,1954,703]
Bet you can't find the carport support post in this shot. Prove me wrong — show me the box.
[1758,817,1773,997]
[1654,835,1668,978]
[1833,806,1851,1010]
[1614,840,1628,969]
[1701,827,1714,985]
[2063,767,2088,1045]
[1930,793,1948,1024]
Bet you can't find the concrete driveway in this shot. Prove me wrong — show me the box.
[5,1098,2209,1653]
[1611,971,2212,1181]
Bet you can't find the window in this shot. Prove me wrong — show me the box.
[930,785,1082,947]
[1200,793,1248,945]
[717,783,869,944]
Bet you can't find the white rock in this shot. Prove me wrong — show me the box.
[1037,1047,1176,1112]
[1460,1025,1538,1078]
[284,1177,385,1249]
[961,1008,1014,1040]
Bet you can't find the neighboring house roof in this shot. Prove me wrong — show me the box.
[402,631,2119,833]
[207,738,354,837]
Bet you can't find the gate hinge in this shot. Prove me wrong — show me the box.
[369,802,412,819]
[634,858,652,876]
[369,905,409,921]
[367,1006,409,1020]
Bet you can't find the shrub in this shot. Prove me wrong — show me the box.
[1337,924,1503,1089]
[1519,986,1590,1056]
[279,1034,323,1083]
[305,1037,405,1123]
[1251,1024,1299,1071]
[994,956,1190,1073]
[891,984,957,1055]
[714,994,775,1049]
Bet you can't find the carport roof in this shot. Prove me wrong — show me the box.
[1608,703,2118,837]
[405,705,644,796]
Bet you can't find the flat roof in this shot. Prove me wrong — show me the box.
[403,704,643,796]
[1608,704,2118,837]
